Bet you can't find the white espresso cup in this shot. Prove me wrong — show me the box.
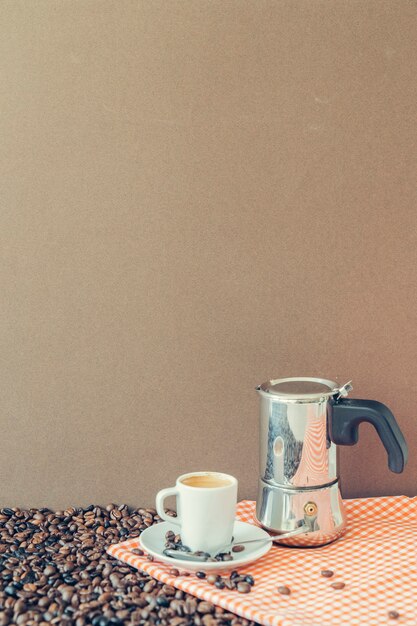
[156,471,238,554]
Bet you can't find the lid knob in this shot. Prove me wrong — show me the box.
[336,381,353,399]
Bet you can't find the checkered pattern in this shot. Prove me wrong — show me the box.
[107,496,417,625]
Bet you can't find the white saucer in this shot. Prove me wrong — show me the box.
[139,521,272,572]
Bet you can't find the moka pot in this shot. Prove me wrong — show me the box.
[256,377,408,547]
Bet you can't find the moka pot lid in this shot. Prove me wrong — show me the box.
[256,377,353,402]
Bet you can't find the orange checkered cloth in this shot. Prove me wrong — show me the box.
[107,496,417,625]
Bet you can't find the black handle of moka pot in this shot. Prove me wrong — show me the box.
[331,399,408,473]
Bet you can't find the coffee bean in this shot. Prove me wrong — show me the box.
[388,611,400,620]
[14,599,27,613]
[184,598,197,615]
[169,568,180,577]
[109,573,121,588]
[330,582,346,589]
[321,569,334,578]
[156,595,170,607]
[22,572,38,584]
[4,583,19,597]
[161,584,176,597]
[206,574,219,585]
[98,592,112,602]
[92,617,111,626]
[197,601,215,614]
[215,580,225,589]
[63,575,77,585]
[131,548,143,556]
[143,579,156,592]
[196,571,206,579]
[232,545,245,553]
[2,508,14,516]
[237,582,251,593]
[60,585,74,602]
[245,575,255,586]
[277,585,291,595]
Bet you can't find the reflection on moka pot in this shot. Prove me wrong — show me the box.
[256,377,408,547]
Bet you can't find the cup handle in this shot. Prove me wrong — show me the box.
[156,487,181,525]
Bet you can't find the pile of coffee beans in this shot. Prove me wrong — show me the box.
[0,505,258,626]
[163,532,240,562]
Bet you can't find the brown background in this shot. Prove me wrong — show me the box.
[1,0,416,508]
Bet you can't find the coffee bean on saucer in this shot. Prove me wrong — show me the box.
[215,579,225,589]
[237,582,251,594]
[216,551,231,559]
[321,569,334,578]
[166,530,175,540]
[278,585,291,595]
[222,554,234,561]
[330,582,345,589]
[196,571,206,579]
[147,554,154,561]
[232,545,245,553]
[230,570,239,580]
[388,611,400,620]
[194,551,211,559]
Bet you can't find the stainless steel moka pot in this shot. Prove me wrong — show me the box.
[256,377,408,547]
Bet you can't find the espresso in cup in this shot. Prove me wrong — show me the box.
[156,471,238,554]
[181,474,232,489]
